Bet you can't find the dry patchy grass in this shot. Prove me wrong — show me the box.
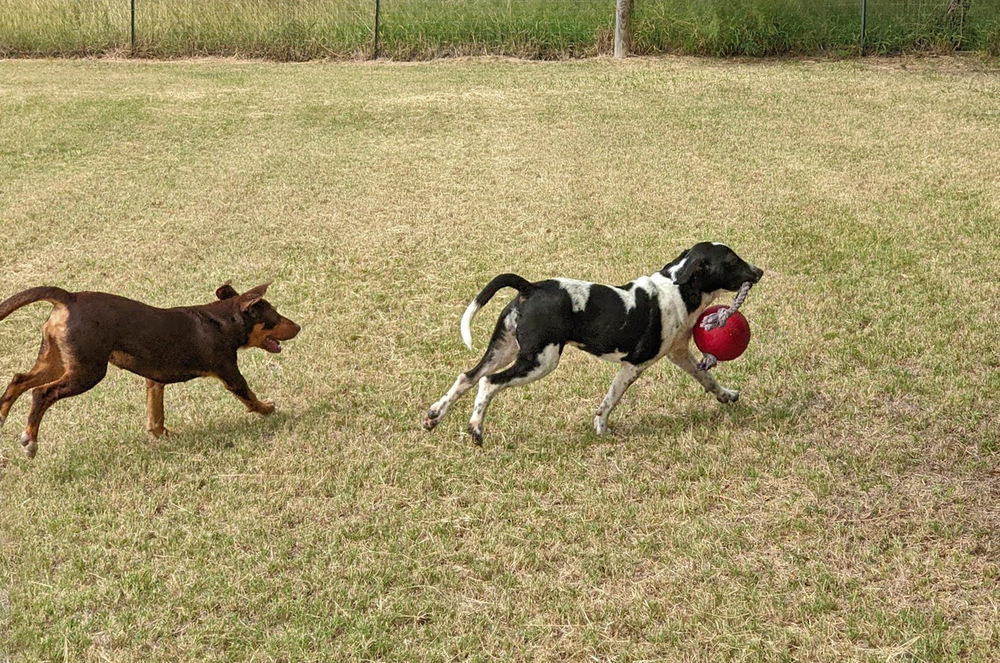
[0,56,999,660]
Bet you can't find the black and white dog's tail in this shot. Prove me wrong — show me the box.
[460,273,533,349]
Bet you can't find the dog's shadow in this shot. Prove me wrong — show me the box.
[159,411,292,454]
[577,397,801,448]
[44,399,341,480]
[159,397,344,455]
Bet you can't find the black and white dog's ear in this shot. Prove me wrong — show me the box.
[663,249,702,285]
[672,255,703,285]
[216,283,239,300]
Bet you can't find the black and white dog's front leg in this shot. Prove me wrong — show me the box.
[667,345,739,404]
[594,363,643,435]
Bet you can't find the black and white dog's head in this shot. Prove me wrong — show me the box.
[662,242,763,311]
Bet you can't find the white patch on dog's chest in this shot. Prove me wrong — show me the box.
[648,273,691,355]
[556,279,591,313]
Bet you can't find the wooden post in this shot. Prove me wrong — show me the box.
[614,0,631,58]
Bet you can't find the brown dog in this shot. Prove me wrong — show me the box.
[0,283,300,458]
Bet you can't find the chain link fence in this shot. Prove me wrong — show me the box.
[1,0,998,58]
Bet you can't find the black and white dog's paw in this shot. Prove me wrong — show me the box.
[423,409,441,431]
[716,388,740,404]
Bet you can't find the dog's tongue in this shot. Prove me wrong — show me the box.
[264,339,282,353]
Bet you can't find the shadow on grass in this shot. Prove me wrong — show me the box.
[38,398,342,483]
[582,392,814,446]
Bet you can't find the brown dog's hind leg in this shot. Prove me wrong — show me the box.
[145,379,168,438]
[21,362,107,458]
[0,334,64,433]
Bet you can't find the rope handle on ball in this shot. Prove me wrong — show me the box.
[700,281,752,331]
[696,280,753,372]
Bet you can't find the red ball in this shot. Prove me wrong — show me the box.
[693,305,751,362]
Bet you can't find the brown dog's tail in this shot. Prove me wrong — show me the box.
[0,287,73,323]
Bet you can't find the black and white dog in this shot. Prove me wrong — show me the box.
[423,242,763,444]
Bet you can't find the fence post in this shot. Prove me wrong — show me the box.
[372,0,381,59]
[614,0,631,58]
[859,0,867,54]
[130,0,136,53]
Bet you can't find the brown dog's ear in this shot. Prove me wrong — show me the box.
[216,283,239,300]
[238,283,271,311]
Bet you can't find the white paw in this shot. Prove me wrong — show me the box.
[594,416,609,435]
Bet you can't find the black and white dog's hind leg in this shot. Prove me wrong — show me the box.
[467,343,562,445]
[423,304,520,432]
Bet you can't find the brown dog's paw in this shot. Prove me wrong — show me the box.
[20,432,37,459]
[255,399,276,416]
[147,426,170,439]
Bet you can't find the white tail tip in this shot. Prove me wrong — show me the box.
[460,300,480,350]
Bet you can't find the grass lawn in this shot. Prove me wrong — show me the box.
[1,55,999,660]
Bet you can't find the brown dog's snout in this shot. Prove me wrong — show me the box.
[275,318,301,341]
[749,265,764,283]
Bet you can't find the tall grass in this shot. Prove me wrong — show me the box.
[135,0,373,59]
[634,0,1000,55]
[634,0,863,56]
[378,0,613,59]
[0,0,998,58]
[0,0,130,56]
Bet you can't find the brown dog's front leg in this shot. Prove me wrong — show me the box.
[145,379,169,438]
[218,370,275,416]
